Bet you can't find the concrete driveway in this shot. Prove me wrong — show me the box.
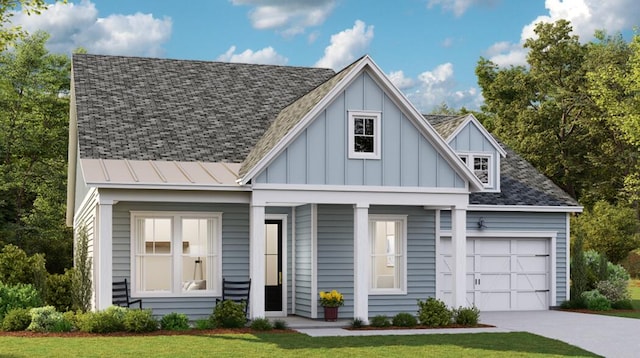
[480,310,640,357]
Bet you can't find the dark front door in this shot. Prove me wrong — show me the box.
[265,220,283,312]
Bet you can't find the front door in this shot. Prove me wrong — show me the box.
[265,220,283,313]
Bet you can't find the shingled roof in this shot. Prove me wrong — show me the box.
[72,54,335,163]
[425,115,579,207]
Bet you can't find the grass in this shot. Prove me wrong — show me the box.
[0,332,597,357]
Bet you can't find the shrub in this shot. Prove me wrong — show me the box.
[27,306,70,332]
[581,290,611,311]
[73,226,92,312]
[596,279,629,303]
[370,315,391,327]
[560,297,587,309]
[250,317,272,331]
[2,308,31,331]
[0,245,47,295]
[210,300,246,328]
[392,312,417,327]
[452,306,480,326]
[350,317,364,329]
[570,233,588,300]
[612,299,634,310]
[0,282,42,319]
[62,311,79,331]
[417,297,452,327]
[273,319,288,330]
[194,319,216,330]
[44,270,74,312]
[160,312,190,330]
[123,309,158,333]
[77,306,127,333]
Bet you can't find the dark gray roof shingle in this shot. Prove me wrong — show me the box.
[425,115,579,207]
[72,54,335,163]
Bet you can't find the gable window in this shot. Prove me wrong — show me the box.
[348,111,381,159]
[459,153,493,187]
[370,215,407,294]
[131,211,222,297]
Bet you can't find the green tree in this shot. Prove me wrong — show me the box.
[0,31,72,273]
[0,0,51,51]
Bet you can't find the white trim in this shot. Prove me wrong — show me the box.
[434,209,442,301]
[96,201,113,310]
[129,211,223,298]
[566,212,571,302]
[468,204,583,213]
[451,208,467,307]
[97,188,251,204]
[250,204,266,318]
[265,214,288,317]
[311,204,318,319]
[353,203,370,323]
[252,183,470,194]
[368,214,408,295]
[291,207,296,314]
[87,183,248,191]
[457,152,495,189]
[348,110,381,159]
[446,115,507,157]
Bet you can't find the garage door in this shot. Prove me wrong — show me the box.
[438,237,550,311]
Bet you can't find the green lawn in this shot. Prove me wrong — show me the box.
[0,332,596,357]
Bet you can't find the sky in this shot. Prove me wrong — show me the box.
[8,0,640,112]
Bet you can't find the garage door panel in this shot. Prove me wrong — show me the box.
[516,273,548,290]
[478,256,510,272]
[515,239,548,254]
[475,239,510,254]
[516,256,548,272]
[516,291,548,310]
[480,274,510,291]
[478,292,511,311]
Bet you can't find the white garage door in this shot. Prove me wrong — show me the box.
[438,237,550,311]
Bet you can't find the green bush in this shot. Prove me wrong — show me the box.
[210,300,246,328]
[194,319,216,330]
[160,312,189,330]
[44,270,74,312]
[27,306,70,332]
[0,281,42,319]
[581,290,611,311]
[392,312,417,327]
[417,297,452,327]
[596,279,629,303]
[273,319,288,330]
[123,309,158,333]
[370,315,391,327]
[62,310,79,331]
[77,306,127,333]
[2,308,31,331]
[0,245,47,295]
[250,317,272,331]
[452,306,480,326]
[612,299,634,310]
[350,318,364,329]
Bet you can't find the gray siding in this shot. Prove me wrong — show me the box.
[111,202,249,319]
[316,204,354,319]
[367,206,436,317]
[448,121,500,190]
[255,71,465,188]
[440,210,568,305]
[294,204,313,317]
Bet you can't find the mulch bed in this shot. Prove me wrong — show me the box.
[0,328,297,338]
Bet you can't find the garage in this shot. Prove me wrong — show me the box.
[438,237,551,311]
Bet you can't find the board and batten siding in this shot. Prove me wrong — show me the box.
[111,202,250,319]
[440,210,568,305]
[294,204,313,317]
[448,121,501,190]
[255,71,465,188]
[367,206,436,316]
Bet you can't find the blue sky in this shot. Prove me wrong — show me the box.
[10,0,640,112]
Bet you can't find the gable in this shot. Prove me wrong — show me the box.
[255,71,466,189]
[449,121,498,153]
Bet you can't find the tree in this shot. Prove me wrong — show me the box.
[0,32,72,273]
[0,0,50,51]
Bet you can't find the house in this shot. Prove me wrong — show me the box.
[66,54,581,321]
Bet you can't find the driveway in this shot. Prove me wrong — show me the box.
[480,310,640,357]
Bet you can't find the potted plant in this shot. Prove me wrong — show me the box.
[319,290,344,321]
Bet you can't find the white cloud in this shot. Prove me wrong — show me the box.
[427,0,497,17]
[217,45,288,65]
[232,0,336,36]
[388,70,416,90]
[315,20,374,70]
[484,41,527,67]
[486,0,640,67]
[441,37,454,48]
[404,63,483,111]
[10,0,171,57]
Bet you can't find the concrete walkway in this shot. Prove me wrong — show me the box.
[287,311,640,357]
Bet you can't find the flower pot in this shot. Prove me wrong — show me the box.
[324,306,339,321]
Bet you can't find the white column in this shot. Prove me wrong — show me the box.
[353,204,369,323]
[249,204,266,319]
[97,200,113,310]
[451,207,467,308]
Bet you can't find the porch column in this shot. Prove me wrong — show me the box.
[353,203,369,323]
[96,200,113,310]
[249,204,266,319]
[451,207,467,308]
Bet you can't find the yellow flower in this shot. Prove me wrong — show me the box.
[319,289,344,307]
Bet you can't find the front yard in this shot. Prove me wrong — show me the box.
[0,332,596,357]
[596,279,640,319]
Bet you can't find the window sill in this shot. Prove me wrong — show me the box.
[132,291,220,298]
[369,289,407,295]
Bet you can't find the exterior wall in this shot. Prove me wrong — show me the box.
[441,210,568,305]
[111,202,249,319]
[256,71,465,188]
[294,204,313,317]
[74,151,92,213]
[367,206,436,316]
[73,188,98,309]
[448,121,501,190]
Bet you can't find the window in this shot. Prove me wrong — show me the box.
[348,111,381,159]
[459,153,492,187]
[370,215,406,294]
[131,212,222,296]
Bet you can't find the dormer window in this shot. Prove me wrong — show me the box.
[459,153,493,188]
[348,111,381,159]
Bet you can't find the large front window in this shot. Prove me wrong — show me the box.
[132,212,222,296]
[370,215,406,294]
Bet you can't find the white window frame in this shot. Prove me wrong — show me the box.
[348,110,381,159]
[459,153,494,188]
[369,214,407,295]
[130,211,223,298]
